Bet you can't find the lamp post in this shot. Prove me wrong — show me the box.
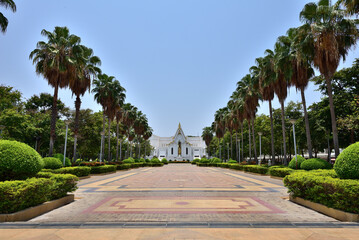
[227,143,229,161]
[0,125,5,138]
[100,131,105,163]
[63,120,71,166]
[237,139,241,163]
[290,119,298,169]
[258,132,262,165]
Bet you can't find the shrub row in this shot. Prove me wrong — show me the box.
[90,165,117,174]
[268,167,294,178]
[284,171,359,213]
[41,167,91,177]
[0,172,78,214]
[242,165,268,174]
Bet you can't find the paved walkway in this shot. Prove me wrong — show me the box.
[30,164,334,223]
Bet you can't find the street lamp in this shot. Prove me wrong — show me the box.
[0,125,5,138]
[258,132,262,165]
[227,143,229,161]
[63,120,71,166]
[100,131,105,163]
[290,119,298,169]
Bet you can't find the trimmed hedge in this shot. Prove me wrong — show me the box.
[218,163,230,168]
[334,142,359,179]
[210,157,222,164]
[0,140,44,180]
[227,159,237,164]
[284,171,359,213]
[300,158,332,170]
[123,157,135,164]
[53,153,71,167]
[43,157,63,170]
[242,165,268,174]
[268,166,294,178]
[161,158,168,164]
[117,164,131,170]
[151,158,161,163]
[90,165,117,174]
[41,167,91,177]
[288,155,306,169]
[0,173,78,214]
[229,164,243,170]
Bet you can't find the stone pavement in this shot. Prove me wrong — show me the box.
[30,164,335,223]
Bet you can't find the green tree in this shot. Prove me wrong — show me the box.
[0,0,16,33]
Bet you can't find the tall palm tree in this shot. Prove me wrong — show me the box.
[121,103,138,158]
[273,35,292,165]
[133,111,148,157]
[300,0,358,157]
[30,26,81,156]
[0,0,16,33]
[202,126,213,157]
[337,0,359,14]
[288,26,315,158]
[214,107,227,159]
[69,46,101,162]
[257,52,276,163]
[143,127,153,158]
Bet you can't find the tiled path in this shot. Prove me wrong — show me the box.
[30,164,335,223]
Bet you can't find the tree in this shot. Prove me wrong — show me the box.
[69,45,101,162]
[0,85,22,112]
[337,0,359,14]
[202,127,213,157]
[30,26,81,156]
[25,93,68,117]
[0,0,16,33]
[300,0,358,157]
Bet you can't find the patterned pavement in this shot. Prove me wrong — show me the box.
[31,164,336,223]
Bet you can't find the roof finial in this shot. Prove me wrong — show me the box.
[178,122,181,129]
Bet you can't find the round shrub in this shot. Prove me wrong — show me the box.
[228,159,237,164]
[0,140,44,180]
[210,157,221,163]
[53,153,71,167]
[161,158,168,164]
[139,158,146,163]
[43,157,63,169]
[300,158,332,170]
[288,155,306,169]
[151,158,160,163]
[199,158,209,164]
[334,142,359,179]
[123,157,135,164]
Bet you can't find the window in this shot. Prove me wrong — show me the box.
[186,148,188,155]
[171,148,173,155]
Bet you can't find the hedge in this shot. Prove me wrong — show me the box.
[242,165,268,174]
[288,155,306,169]
[117,164,132,170]
[334,142,359,179]
[284,171,359,214]
[300,158,332,170]
[0,173,78,214]
[268,167,294,178]
[229,164,243,170]
[217,163,230,168]
[41,167,91,177]
[90,165,117,174]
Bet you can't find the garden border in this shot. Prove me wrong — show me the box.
[0,194,74,222]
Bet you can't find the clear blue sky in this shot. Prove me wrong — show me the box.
[0,0,356,137]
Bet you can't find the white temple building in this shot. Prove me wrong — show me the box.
[149,123,206,161]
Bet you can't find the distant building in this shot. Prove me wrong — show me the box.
[149,123,206,161]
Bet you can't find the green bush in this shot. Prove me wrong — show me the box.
[41,167,91,177]
[90,165,117,174]
[197,163,208,167]
[268,166,294,178]
[43,157,63,170]
[288,155,306,169]
[36,172,78,200]
[334,142,359,179]
[0,140,44,180]
[161,158,168,164]
[191,159,199,164]
[53,153,71,167]
[229,164,243,170]
[123,157,135,164]
[151,158,160,163]
[199,158,210,164]
[117,164,131,170]
[139,158,146,163]
[228,159,237,164]
[217,163,230,168]
[300,158,332,170]
[284,171,359,213]
[243,165,268,174]
[210,157,222,163]
[149,162,164,167]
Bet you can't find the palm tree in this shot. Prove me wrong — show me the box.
[214,107,227,160]
[300,0,358,157]
[257,52,276,163]
[133,111,148,157]
[288,26,315,158]
[337,0,359,14]
[30,26,81,156]
[0,0,16,33]
[69,46,101,162]
[273,35,292,165]
[143,127,153,158]
[230,92,245,161]
[202,126,213,157]
[121,103,138,158]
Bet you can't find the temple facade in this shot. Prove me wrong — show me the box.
[149,123,206,161]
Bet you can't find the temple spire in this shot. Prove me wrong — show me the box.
[178,122,181,129]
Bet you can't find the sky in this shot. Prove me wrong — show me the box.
[0,0,357,137]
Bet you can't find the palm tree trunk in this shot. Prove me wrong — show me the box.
[138,137,141,158]
[102,110,106,160]
[230,131,233,160]
[251,114,257,163]
[218,138,221,159]
[235,132,238,162]
[116,121,119,161]
[108,118,111,161]
[73,95,81,163]
[248,121,251,161]
[49,84,59,157]
[325,77,340,158]
[241,122,244,161]
[300,87,313,159]
[269,100,275,163]
[280,99,287,165]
